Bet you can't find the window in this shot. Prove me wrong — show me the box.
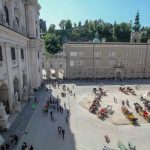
[123,60,128,65]
[138,51,144,57]
[94,52,101,57]
[109,52,115,57]
[11,47,16,60]
[21,49,24,59]
[70,52,77,57]
[0,46,3,61]
[4,6,9,25]
[125,52,130,57]
[137,60,144,66]
[70,60,74,67]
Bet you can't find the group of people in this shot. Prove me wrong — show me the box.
[43,96,64,118]
[122,99,130,107]
[0,134,19,150]
[21,142,34,150]
[58,126,65,139]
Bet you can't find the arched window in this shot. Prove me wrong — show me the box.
[4,6,9,25]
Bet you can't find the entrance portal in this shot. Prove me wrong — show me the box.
[0,83,10,114]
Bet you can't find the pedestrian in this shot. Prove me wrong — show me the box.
[65,116,69,123]
[62,129,65,139]
[14,134,19,144]
[126,99,129,107]
[74,93,75,98]
[22,142,28,150]
[58,126,60,134]
[67,110,70,117]
[64,102,66,108]
[122,100,125,106]
[10,135,14,144]
[58,126,62,134]
[61,107,63,113]
[30,145,34,150]
[114,97,115,102]
[1,144,5,150]
[34,97,37,103]
[50,111,53,120]
[5,143,9,150]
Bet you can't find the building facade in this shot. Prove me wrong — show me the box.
[0,0,42,113]
[64,41,150,79]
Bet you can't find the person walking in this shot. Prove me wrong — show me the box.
[65,116,69,124]
[62,129,65,139]
[10,135,14,144]
[29,145,34,150]
[5,143,9,150]
[58,126,60,134]
[58,126,62,134]
[22,142,28,150]
[14,134,19,144]
[50,111,53,121]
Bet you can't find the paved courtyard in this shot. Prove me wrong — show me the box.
[16,80,150,150]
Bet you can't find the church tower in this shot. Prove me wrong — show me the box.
[130,11,142,43]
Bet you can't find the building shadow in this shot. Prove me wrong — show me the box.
[16,88,76,150]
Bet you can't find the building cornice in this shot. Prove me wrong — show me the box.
[0,25,29,41]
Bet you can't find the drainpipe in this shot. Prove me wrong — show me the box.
[143,44,148,78]
[92,43,95,79]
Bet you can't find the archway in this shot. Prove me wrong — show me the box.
[0,83,10,114]
[58,68,64,79]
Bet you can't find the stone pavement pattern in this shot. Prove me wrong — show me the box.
[16,80,150,150]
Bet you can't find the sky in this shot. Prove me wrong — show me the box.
[38,0,150,29]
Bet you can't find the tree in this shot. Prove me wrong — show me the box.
[59,20,66,30]
[48,24,55,33]
[44,33,62,54]
[74,23,77,28]
[78,21,82,27]
[65,19,72,30]
[40,19,47,33]
[115,22,131,42]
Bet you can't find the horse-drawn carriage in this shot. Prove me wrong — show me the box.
[122,106,138,124]
[134,103,150,122]
[97,105,114,119]
[89,99,100,114]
